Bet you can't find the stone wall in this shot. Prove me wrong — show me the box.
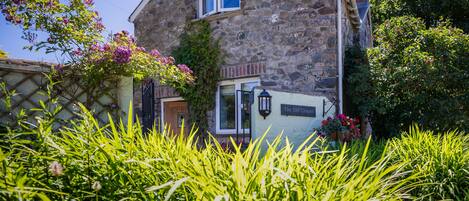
[133,0,343,134]
[133,0,196,55]
[209,0,339,98]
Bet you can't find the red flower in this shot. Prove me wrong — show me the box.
[337,114,346,120]
[321,119,329,126]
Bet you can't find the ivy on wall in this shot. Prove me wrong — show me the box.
[172,20,222,136]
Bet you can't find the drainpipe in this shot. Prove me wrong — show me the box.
[337,0,344,114]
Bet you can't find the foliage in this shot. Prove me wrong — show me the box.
[0,106,417,200]
[365,16,469,135]
[68,31,194,88]
[0,49,7,58]
[387,126,469,200]
[0,0,104,56]
[370,0,469,32]
[1,83,468,200]
[1,1,191,92]
[172,20,221,135]
[318,114,361,142]
[344,45,376,118]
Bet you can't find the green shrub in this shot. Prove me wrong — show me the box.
[0,106,415,200]
[387,126,469,200]
[366,16,469,135]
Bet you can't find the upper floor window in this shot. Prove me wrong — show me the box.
[199,0,240,18]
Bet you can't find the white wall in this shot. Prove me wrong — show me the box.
[118,76,134,124]
[251,88,336,150]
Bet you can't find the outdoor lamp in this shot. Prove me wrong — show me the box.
[258,89,272,119]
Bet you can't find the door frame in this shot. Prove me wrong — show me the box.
[160,97,185,133]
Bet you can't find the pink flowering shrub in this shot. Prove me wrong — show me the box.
[71,31,194,88]
[2,1,193,92]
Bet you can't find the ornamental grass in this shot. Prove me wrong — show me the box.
[0,105,467,200]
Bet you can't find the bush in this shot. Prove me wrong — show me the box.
[366,16,469,135]
[370,0,469,32]
[0,106,415,200]
[387,126,469,200]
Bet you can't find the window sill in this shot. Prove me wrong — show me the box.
[193,10,243,22]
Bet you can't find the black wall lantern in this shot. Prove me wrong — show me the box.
[258,89,272,119]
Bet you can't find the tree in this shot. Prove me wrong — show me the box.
[1,0,104,58]
[367,16,469,135]
[172,20,222,138]
[371,0,469,32]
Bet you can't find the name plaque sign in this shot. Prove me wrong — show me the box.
[281,104,316,118]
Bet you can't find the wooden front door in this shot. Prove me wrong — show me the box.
[163,101,189,136]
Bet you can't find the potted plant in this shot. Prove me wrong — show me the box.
[318,114,361,144]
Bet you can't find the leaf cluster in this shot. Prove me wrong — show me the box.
[366,16,469,135]
[172,20,222,135]
[371,0,469,32]
[0,0,104,58]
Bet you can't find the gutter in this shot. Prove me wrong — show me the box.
[337,0,344,114]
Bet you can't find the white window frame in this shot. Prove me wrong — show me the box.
[198,0,217,18]
[198,0,241,18]
[218,0,241,12]
[215,77,260,134]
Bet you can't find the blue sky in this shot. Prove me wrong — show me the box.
[0,0,141,62]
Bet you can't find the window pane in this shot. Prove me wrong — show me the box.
[222,0,240,9]
[241,81,259,129]
[219,85,235,129]
[203,0,215,15]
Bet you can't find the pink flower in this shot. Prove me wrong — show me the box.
[84,0,94,5]
[113,46,132,64]
[49,161,64,176]
[150,49,161,57]
[72,48,83,56]
[177,64,193,74]
[337,114,346,120]
[63,17,69,25]
[90,43,100,51]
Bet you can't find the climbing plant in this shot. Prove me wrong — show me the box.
[172,20,222,136]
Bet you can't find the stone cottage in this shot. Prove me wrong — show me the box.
[129,0,372,145]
